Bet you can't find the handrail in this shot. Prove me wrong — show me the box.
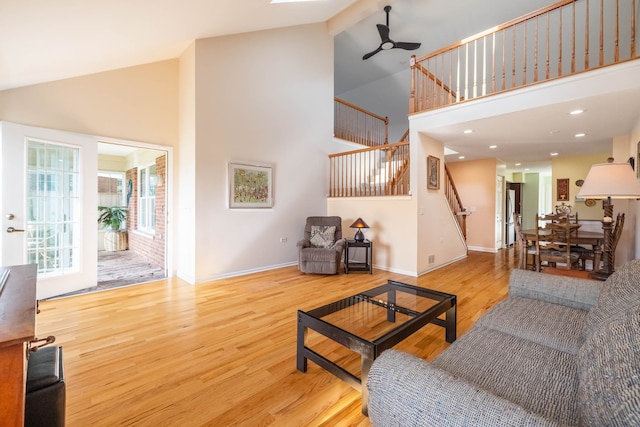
[444,165,467,240]
[329,141,410,197]
[416,0,579,63]
[399,128,410,142]
[334,97,388,147]
[410,0,639,114]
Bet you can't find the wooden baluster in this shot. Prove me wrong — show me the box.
[585,0,590,70]
[534,16,539,83]
[482,36,487,96]
[614,0,619,62]
[473,40,478,98]
[632,0,637,58]
[558,7,563,76]
[599,0,604,66]
[456,47,461,102]
[409,58,416,114]
[512,26,517,88]
[523,21,528,86]
[501,29,507,91]
[572,2,576,73]
[546,12,550,80]
[491,33,496,94]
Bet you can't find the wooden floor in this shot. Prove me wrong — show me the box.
[36,249,516,426]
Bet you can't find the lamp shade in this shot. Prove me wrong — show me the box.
[350,218,369,229]
[577,163,640,199]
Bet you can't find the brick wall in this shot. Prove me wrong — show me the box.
[125,154,166,269]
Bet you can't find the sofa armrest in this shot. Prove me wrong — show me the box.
[296,239,310,249]
[368,350,560,427]
[508,269,601,311]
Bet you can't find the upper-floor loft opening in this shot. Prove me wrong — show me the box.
[334,0,640,175]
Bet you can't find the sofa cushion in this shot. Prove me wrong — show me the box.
[299,247,338,262]
[433,326,579,425]
[509,269,600,311]
[578,306,640,426]
[585,259,640,337]
[309,225,336,248]
[368,350,561,427]
[477,296,589,355]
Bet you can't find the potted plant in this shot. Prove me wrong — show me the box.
[98,206,128,251]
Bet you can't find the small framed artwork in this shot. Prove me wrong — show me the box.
[228,162,273,208]
[427,155,440,190]
[557,178,569,201]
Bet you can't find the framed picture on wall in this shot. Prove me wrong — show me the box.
[557,178,569,201]
[427,155,440,190]
[228,162,273,208]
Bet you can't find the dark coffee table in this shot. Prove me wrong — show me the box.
[296,280,456,415]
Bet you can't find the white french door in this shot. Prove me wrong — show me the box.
[1,122,97,299]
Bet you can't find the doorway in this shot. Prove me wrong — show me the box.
[97,142,168,291]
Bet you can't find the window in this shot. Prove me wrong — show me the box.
[26,140,81,276]
[138,164,156,233]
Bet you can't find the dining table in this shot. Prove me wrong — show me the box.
[520,228,605,272]
[521,228,605,247]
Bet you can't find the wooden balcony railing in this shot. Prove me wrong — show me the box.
[410,0,639,114]
[334,97,389,147]
[444,165,467,240]
[329,141,410,197]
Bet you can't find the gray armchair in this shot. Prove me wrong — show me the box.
[297,216,344,274]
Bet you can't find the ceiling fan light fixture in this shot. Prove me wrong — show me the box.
[362,5,421,60]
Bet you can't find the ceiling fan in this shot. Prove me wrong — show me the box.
[362,5,421,60]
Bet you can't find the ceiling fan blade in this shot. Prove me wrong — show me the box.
[376,24,391,42]
[362,47,383,60]
[394,42,421,51]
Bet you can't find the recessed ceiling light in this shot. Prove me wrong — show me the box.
[463,129,473,134]
[489,145,497,149]
[575,133,586,137]
[524,168,530,171]
[458,156,465,159]
[551,152,559,156]
[515,163,521,166]
[570,109,584,115]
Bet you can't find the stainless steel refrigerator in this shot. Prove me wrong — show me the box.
[506,189,516,246]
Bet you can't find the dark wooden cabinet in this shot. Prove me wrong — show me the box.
[0,264,37,427]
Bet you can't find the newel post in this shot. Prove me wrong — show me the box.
[409,55,417,114]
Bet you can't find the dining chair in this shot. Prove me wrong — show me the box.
[572,213,624,272]
[535,214,581,271]
[513,213,536,270]
[611,213,625,268]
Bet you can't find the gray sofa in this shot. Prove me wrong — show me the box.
[367,259,640,426]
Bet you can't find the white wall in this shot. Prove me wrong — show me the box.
[415,131,468,271]
[177,43,197,282]
[184,24,334,283]
[328,196,417,275]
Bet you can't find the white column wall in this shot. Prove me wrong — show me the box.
[187,24,334,283]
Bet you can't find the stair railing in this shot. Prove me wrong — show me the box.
[334,97,388,147]
[410,0,638,114]
[329,141,410,197]
[444,164,467,240]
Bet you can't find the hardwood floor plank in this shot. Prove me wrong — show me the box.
[34,250,516,425]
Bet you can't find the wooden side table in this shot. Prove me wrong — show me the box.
[344,239,373,274]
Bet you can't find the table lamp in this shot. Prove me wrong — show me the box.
[350,217,369,242]
[577,159,640,278]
